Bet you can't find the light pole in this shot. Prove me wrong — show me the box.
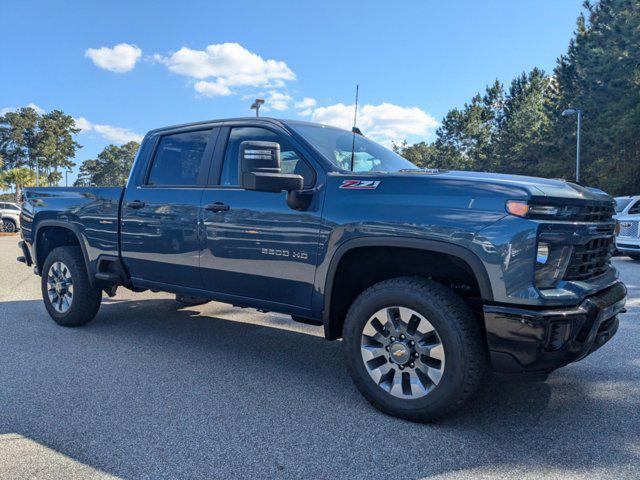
[562,108,582,183]
[250,98,265,117]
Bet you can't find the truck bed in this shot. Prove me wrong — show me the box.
[21,187,124,274]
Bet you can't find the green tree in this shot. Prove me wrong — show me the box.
[494,68,556,177]
[0,106,80,186]
[74,142,140,186]
[1,167,36,201]
[37,110,81,184]
[396,0,639,195]
[553,0,640,194]
[0,106,40,170]
[396,80,504,171]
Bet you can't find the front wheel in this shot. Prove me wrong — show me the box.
[342,277,486,422]
[629,253,640,262]
[41,246,102,327]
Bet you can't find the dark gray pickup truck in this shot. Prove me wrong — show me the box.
[17,117,626,421]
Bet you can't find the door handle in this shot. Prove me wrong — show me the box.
[204,202,230,212]
[126,200,146,209]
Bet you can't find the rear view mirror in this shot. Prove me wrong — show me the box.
[239,141,303,193]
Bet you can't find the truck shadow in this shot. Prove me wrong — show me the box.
[0,296,638,479]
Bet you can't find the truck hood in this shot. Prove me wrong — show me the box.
[404,170,613,202]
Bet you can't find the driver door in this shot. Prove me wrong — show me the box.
[199,124,324,310]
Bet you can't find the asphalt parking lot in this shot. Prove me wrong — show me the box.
[0,235,638,480]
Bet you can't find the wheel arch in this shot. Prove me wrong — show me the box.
[322,237,493,340]
[34,220,94,286]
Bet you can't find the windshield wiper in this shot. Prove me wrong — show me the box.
[399,168,445,174]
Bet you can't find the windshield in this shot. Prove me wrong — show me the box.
[290,123,418,173]
[615,198,633,212]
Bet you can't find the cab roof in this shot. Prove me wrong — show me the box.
[145,117,328,136]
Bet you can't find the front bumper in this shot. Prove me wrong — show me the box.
[616,239,640,254]
[484,281,626,379]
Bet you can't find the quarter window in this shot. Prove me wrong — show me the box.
[147,130,211,186]
[220,127,314,187]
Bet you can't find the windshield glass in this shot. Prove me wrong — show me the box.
[290,123,417,173]
[615,198,633,212]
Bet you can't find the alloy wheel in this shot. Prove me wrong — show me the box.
[47,261,74,313]
[360,306,445,399]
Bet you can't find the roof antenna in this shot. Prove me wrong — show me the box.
[349,84,359,171]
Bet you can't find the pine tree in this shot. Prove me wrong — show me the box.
[74,142,140,186]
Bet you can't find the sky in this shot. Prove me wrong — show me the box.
[1,0,585,186]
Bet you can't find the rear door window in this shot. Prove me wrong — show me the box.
[147,130,212,186]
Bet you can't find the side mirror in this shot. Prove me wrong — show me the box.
[239,141,303,193]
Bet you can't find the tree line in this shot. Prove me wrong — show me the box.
[0,107,80,200]
[0,107,137,200]
[2,0,637,199]
[394,0,639,196]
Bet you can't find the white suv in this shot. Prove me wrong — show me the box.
[615,195,640,261]
[0,202,21,233]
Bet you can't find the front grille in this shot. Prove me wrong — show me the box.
[574,204,616,222]
[564,235,615,281]
[619,220,639,238]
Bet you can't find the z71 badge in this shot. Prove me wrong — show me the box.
[339,180,381,190]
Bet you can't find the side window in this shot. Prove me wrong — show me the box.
[147,130,211,186]
[629,200,640,215]
[220,127,314,187]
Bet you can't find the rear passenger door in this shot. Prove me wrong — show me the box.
[121,127,218,289]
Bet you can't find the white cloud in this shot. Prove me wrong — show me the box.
[267,91,292,111]
[85,43,142,73]
[73,116,93,132]
[73,117,143,144]
[294,97,316,109]
[298,108,313,116]
[154,42,296,96]
[1,103,45,115]
[194,80,232,97]
[93,124,143,143]
[310,102,439,143]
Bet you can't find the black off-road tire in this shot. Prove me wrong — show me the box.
[41,246,102,327]
[342,277,486,422]
[629,254,640,262]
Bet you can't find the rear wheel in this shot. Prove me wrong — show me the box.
[342,277,486,422]
[2,219,16,233]
[41,246,102,327]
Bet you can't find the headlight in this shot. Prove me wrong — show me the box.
[506,200,578,219]
[535,242,573,289]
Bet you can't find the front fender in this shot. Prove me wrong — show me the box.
[318,236,493,339]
